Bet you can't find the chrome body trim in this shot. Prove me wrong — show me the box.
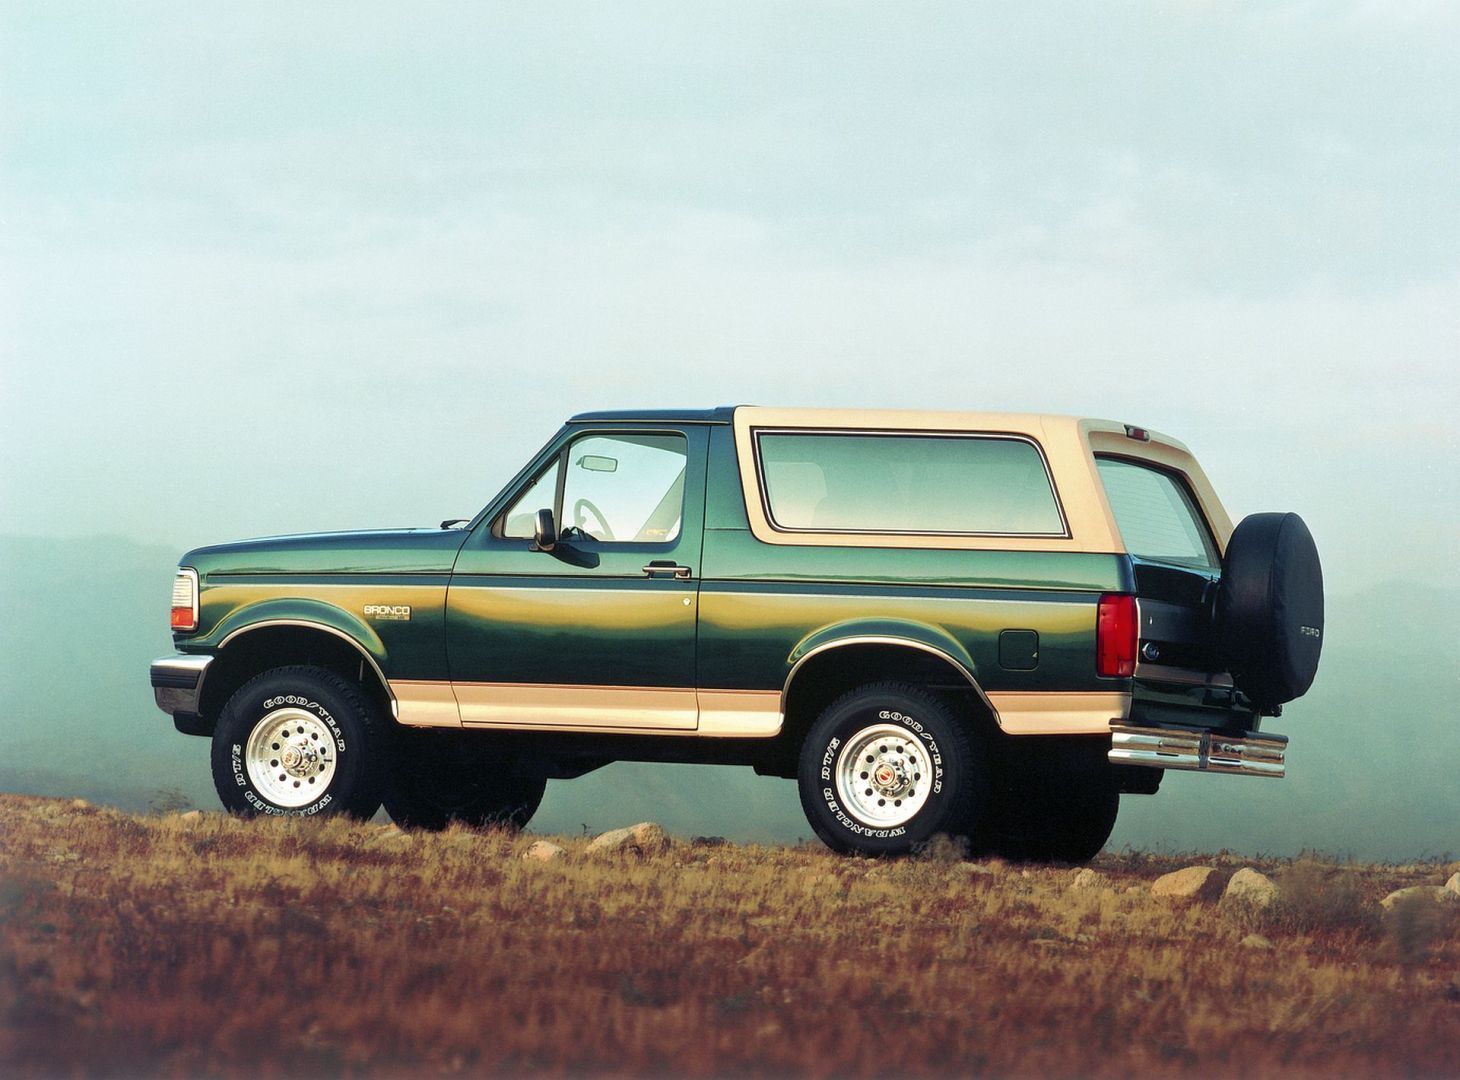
[1109,723,1286,778]
[217,619,399,718]
[150,654,214,717]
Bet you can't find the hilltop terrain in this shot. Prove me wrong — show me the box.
[2,794,1459,1077]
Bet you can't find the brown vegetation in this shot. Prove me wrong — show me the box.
[2,794,1458,1077]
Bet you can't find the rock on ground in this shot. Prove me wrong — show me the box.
[1070,868,1104,890]
[522,840,566,863]
[1224,867,1281,908]
[586,822,670,856]
[369,825,414,846]
[1240,934,1274,950]
[957,862,996,877]
[1151,866,1229,901]
[1380,885,1458,911]
[1445,872,1460,899]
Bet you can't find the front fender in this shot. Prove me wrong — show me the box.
[206,598,388,669]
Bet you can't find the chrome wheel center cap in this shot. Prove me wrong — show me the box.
[872,758,913,796]
[280,742,317,776]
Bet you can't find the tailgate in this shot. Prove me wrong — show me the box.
[1092,454,1257,731]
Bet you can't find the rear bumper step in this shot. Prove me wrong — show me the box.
[1109,724,1287,779]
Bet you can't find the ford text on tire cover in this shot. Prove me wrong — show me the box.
[149,408,1323,860]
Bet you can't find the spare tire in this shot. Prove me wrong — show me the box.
[1215,512,1324,709]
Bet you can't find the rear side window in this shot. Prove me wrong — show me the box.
[1096,457,1218,568]
[755,431,1066,536]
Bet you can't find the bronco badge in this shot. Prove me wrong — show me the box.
[363,604,411,621]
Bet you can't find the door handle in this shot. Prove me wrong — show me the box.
[643,561,693,580]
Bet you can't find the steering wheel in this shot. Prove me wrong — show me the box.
[572,498,614,541]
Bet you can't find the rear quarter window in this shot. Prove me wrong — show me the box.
[755,431,1067,536]
[1096,456,1218,568]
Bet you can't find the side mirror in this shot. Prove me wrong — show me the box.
[531,508,557,552]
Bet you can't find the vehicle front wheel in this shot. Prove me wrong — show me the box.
[797,682,987,857]
[211,665,385,819]
[383,730,547,831]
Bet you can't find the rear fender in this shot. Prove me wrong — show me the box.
[784,618,990,707]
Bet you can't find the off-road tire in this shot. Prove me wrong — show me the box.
[980,780,1119,864]
[797,681,986,857]
[383,730,547,831]
[211,665,385,819]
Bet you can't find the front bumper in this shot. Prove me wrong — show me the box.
[1108,723,1287,779]
[150,654,214,718]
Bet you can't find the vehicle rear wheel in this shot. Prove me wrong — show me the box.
[980,780,1119,864]
[211,665,385,819]
[383,730,546,831]
[797,682,986,857]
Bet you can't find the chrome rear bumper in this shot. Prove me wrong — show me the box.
[1109,724,1287,779]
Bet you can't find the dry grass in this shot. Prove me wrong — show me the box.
[2,794,1459,1078]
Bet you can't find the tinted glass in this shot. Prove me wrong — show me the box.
[501,461,560,538]
[560,433,687,543]
[756,432,1065,535]
[1096,457,1217,568]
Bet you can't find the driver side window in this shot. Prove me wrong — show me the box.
[501,431,688,544]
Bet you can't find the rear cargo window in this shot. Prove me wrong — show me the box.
[1096,457,1218,568]
[755,431,1066,536]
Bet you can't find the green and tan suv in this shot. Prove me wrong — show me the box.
[151,407,1323,860]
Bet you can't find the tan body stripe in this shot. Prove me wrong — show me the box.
[390,679,1122,737]
[985,691,1131,734]
[390,681,781,735]
[455,683,698,731]
[390,680,461,728]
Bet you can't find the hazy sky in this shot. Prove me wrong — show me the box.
[3,2,1456,590]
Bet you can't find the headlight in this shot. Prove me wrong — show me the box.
[170,568,199,631]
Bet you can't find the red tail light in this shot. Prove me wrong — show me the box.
[1097,593,1137,677]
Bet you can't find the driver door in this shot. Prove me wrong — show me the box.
[445,425,706,731]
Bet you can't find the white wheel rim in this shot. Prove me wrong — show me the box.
[834,723,933,829]
[244,708,338,808]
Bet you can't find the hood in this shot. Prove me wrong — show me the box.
[181,528,471,577]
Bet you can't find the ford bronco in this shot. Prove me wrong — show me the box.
[151,408,1324,860]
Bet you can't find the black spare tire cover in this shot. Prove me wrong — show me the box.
[1215,512,1324,709]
